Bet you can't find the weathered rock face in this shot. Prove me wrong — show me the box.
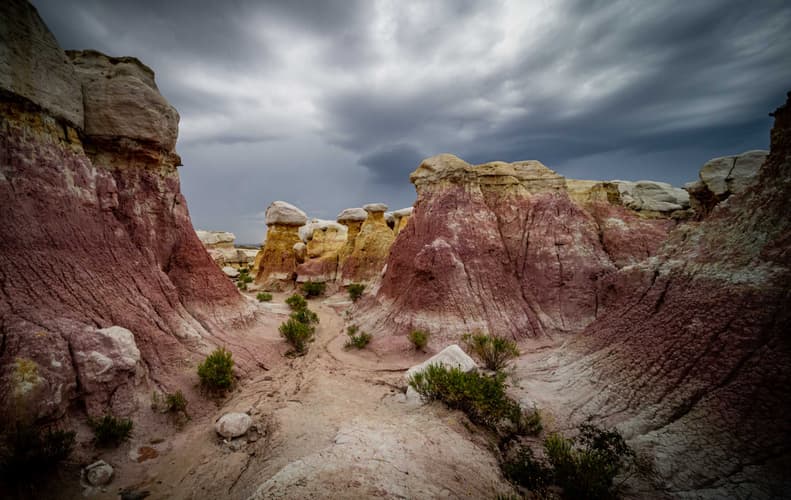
[685,149,767,217]
[567,95,791,497]
[254,201,307,289]
[294,219,347,283]
[359,154,680,344]
[0,0,250,421]
[338,204,395,284]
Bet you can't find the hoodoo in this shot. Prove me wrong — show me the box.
[0,0,252,421]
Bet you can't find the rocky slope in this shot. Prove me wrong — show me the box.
[358,155,682,346]
[0,0,256,422]
[559,94,791,497]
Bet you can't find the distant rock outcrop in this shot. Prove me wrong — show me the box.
[254,201,307,289]
[197,230,257,269]
[358,155,681,344]
[0,0,254,421]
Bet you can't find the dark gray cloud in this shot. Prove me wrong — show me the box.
[29,0,791,243]
[358,143,426,185]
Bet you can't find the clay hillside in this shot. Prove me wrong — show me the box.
[0,1,788,499]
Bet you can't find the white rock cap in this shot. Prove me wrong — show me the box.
[196,230,235,246]
[392,207,413,217]
[299,218,348,242]
[363,203,388,213]
[337,207,368,222]
[265,201,308,226]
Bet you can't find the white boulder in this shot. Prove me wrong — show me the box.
[215,412,253,438]
[84,460,114,486]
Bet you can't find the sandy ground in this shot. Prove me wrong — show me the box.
[67,292,519,500]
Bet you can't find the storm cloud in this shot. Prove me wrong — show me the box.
[31,0,791,242]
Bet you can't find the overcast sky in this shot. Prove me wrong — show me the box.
[32,0,791,243]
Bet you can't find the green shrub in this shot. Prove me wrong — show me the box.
[290,308,319,331]
[0,422,75,482]
[501,445,553,494]
[408,364,529,433]
[301,281,326,298]
[462,331,520,371]
[165,390,188,414]
[407,329,429,351]
[500,424,639,498]
[88,415,133,447]
[279,318,313,354]
[197,347,235,393]
[286,293,308,311]
[345,325,372,349]
[256,292,273,302]
[347,283,365,301]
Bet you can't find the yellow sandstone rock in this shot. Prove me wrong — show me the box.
[254,201,307,290]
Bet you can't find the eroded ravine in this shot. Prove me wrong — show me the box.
[96,293,512,499]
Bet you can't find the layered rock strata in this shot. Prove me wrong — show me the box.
[0,0,252,421]
[564,95,791,497]
[254,201,307,289]
[359,155,680,345]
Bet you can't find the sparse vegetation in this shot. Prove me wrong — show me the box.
[256,292,273,302]
[286,293,308,311]
[407,364,540,436]
[345,325,372,349]
[279,318,314,355]
[347,283,365,301]
[88,415,133,447]
[462,331,520,371]
[408,329,430,351]
[290,308,319,331]
[301,280,326,298]
[237,268,254,291]
[197,347,235,393]
[165,390,188,414]
[501,423,642,499]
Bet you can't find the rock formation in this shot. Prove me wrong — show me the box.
[358,155,681,345]
[197,230,258,268]
[685,149,767,217]
[338,203,396,284]
[391,207,413,235]
[294,219,347,283]
[0,0,253,421]
[254,201,307,289]
[557,95,791,497]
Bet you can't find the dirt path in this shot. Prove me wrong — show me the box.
[93,294,513,500]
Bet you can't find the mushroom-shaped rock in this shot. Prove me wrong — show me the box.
[256,201,308,288]
[84,460,114,486]
[265,201,308,227]
[337,208,368,222]
[339,202,395,283]
[215,412,252,439]
[392,207,413,234]
[363,203,388,213]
